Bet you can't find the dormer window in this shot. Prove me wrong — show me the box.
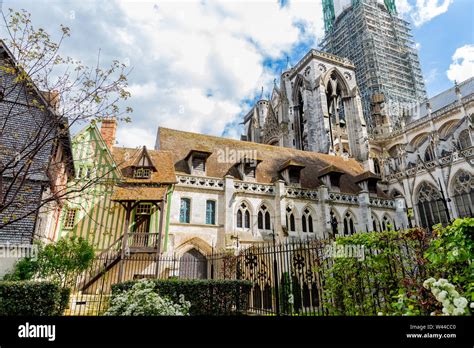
[134,167,151,179]
[185,149,212,176]
[244,163,256,179]
[354,171,381,195]
[289,168,300,184]
[130,146,156,179]
[235,155,262,181]
[279,160,305,186]
[192,155,206,172]
[317,165,345,192]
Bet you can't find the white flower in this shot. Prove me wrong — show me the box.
[423,278,436,289]
[470,302,474,309]
[438,279,448,285]
[445,283,455,291]
[430,311,437,316]
[442,307,450,315]
[437,291,448,301]
[432,288,441,296]
[433,281,440,287]
[449,290,460,298]
[377,312,383,316]
[453,297,468,309]
[442,300,451,308]
[453,307,465,316]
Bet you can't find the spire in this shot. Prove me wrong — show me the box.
[285,55,291,71]
[322,0,335,34]
[384,0,397,15]
[454,80,461,95]
[259,86,264,100]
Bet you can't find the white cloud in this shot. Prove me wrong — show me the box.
[128,82,159,99]
[411,0,453,27]
[116,126,156,149]
[110,0,324,147]
[396,0,413,16]
[447,44,474,83]
[1,0,325,148]
[424,67,438,84]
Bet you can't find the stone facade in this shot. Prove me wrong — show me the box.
[157,127,402,256]
[243,49,369,162]
[369,78,474,228]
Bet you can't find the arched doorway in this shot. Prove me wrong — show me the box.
[179,248,208,279]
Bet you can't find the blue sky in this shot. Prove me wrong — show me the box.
[409,0,473,96]
[1,0,473,147]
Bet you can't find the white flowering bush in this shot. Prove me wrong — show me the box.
[105,280,191,316]
[423,278,470,316]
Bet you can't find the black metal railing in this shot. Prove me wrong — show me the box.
[64,231,429,316]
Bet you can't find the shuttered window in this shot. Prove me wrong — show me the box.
[192,157,206,172]
[244,164,256,178]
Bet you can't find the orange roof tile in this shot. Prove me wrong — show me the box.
[158,127,372,194]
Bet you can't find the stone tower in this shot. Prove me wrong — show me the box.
[243,49,369,162]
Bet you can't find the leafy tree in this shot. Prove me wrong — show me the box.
[4,235,95,286]
[0,8,132,230]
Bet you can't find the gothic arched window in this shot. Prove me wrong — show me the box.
[371,214,380,232]
[451,170,474,218]
[297,90,306,150]
[343,211,356,235]
[381,215,392,231]
[258,204,271,230]
[373,158,381,175]
[416,182,449,228]
[330,210,339,236]
[286,206,296,232]
[237,202,251,229]
[424,144,435,162]
[302,207,314,233]
[459,129,471,150]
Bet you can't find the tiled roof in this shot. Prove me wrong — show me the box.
[354,171,381,183]
[111,186,168,201]
[111,147,177,184]
[158,127,377,195]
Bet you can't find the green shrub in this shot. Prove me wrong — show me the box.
[0,281,70,315]
[4,236,95,286]
[425,218,474,300]
[112,279,252,315]
[105,280,191,316]
[321,227,430,315]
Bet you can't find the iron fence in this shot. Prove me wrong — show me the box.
[64,231,429,316]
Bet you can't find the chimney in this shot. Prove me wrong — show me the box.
[100,117,117,150]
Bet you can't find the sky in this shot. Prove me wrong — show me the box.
[1,0,473,148]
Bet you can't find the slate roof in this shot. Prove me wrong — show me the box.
[412,77,474,120]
